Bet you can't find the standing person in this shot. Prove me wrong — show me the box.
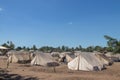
[6,58,9,68]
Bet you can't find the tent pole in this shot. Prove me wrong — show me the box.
[77,54,80,71]
[53,54,56,73]
[53,65,56,73]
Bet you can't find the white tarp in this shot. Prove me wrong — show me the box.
[105,52,120,62]
[8,51,31,63]
[66,54,76,62]
[68,52,105,71]
[31,52,59,66]
[51,52,60,56]
[105,52,113,57]
[0,46,8,49]
[94,53,112,65]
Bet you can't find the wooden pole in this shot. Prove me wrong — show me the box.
[77,54,80,71]
[53,54,56,73]
[53,65,56,73]
[7,59,9,68]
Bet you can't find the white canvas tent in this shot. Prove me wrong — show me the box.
[94,53,113,65]
[59,52,73,58]
[68,52,105,71]
[113,54,120,61]
[51,52,60,56]
[0,46,8,49]
[105,52,114,57]
[7,50,17,56]
[8,51,31,63]
[58,52,75,63]
[74,51,82,57]
[105,52,120,62]
[0,46,9,55]
[31,52,59,66]
[65,54,76,63]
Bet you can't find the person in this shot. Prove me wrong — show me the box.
[6,59,9,68]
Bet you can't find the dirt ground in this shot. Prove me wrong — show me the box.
[0,57,120,80]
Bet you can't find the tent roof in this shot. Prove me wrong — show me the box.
[68,52,104,71]
[0,46,8,49]
[31,52,58,66]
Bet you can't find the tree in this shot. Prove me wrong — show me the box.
[16,46,22,51]
[31,45,37,51]
[78,45,82,51]
[61,45,65,52]
[94,46,102,52]
[86,46,94,52]
[104,35,117,48]
[104,35,120,53]
[55,46,62,52]
[9,41,15,49]
[26,47,30,51]
[39,46,53,52]
[75,47,79,51]
[22,46,26,50]
[2,43,9,48]
[1,41,15,49]
[114,41,120,53]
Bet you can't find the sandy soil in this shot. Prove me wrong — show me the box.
[0,57,120,80]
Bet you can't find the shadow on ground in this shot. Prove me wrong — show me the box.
[0,68,39,80]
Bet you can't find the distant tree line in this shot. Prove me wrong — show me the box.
[1,35,120,54]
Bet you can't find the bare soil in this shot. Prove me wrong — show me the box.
[0,57,120,80]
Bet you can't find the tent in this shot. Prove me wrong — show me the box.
[60,52,73,58]
[31,52,59,67]
[113,54,120,61]
[8,51,31,63]
[50,52,61,62]
[68,52,105,71]
[74,51,83,57]
[114,54,120,59]
[0,46,8,49]
[58,52,75,63]
[105,52,120,62]
[0,46,9,55]
[105,52,113,57]
[7,50,17,56]
[65,54,76,63]
[51,52,60,58]
[94,52,113,65]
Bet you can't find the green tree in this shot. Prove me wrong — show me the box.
[26,47,30,51]
[39,46,53,52]
[23,46,26,49]
[104,35,117,48]
[2,43,9,48]
[10,41,15,49]
[16,46,22,51]
[75,47,79,51]
[1,41,15,49]
[31,45,37,51]
[86,46,94,52]
[78,45,82,51]
[104,35,120,53]
[61,45,65,52]
[94,46,102,52]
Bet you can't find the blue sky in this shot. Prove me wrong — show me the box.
[0,0,120,48]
